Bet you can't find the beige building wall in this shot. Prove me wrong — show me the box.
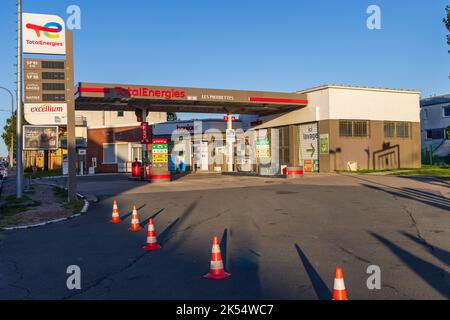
[321,120,421,171]
[251,85,421,172]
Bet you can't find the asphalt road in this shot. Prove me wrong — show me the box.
[0,173,449,300]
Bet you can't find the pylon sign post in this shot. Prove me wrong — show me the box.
[21,12,77,202]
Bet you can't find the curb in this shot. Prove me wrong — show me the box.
[2,185,90,232]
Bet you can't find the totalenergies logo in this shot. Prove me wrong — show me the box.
[26,21,63,39]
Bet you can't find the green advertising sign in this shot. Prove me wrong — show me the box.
[256,139,270,146]
[152,144,168,150]
[320,134,329,155]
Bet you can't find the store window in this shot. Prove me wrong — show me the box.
[278,126,290,165]
[117,111,124,117]
[131,145,142,161]
[103,143,116,164]
[339,120,369,137]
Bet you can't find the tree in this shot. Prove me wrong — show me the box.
[444,6,450,53]
[2,112,16,155]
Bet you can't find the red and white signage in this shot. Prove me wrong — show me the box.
[152,138,168,145]
[24,103,67,125]
[223,116,236,122]
[140,122,151,144]
[22,13,66,55]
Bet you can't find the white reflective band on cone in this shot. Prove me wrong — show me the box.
[147,237,156,243]
[334,278,346,290]
[212,245,220,253]
[210,261,224,270]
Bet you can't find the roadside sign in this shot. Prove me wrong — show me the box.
[22,13,66,55]
[226,129,236,143]
[320,134,329,155]
[152,148,168,154]
[78,149,87,156]
[256,138,270,158]
[152,138,169,164]
[23,125,59,150]
[62,154,68,175]
[140,122,151,144]
[152,154,168,163]
[152,138,168,145]
[23,58,69,125]
[299,123,319,172]
[24,103,68,125]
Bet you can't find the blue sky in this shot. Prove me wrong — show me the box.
[0,0,449,156]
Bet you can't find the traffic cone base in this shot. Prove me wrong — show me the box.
[332,267,348,300]
[203,271,231,280]
[204,236,230,280]
[110,217,122,223]
[128,224,142,232]
[143,243,161,251]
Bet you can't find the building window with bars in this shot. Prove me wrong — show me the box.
[339,120,369,137]
[339,120,353,137]
[384,121,411,138]
[384,122,396,137]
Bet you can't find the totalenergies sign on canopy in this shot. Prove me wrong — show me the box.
[22,13,66,55]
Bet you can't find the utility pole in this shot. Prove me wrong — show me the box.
[0,87,14,168]
[16,0,23,198]
[66,31,77,202]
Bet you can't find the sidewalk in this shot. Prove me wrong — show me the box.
[0,169,88,230]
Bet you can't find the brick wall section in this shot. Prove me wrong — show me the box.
[87,125,140,173]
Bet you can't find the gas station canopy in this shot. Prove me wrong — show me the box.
[75,82,308,115]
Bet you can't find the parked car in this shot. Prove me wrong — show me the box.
[0,165,7,179]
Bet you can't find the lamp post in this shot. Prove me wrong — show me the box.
[0,86,15,168]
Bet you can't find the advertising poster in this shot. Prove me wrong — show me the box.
[23,125,59,150]
[299,123,319,172]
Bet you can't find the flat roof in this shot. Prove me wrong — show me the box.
[420,94,450,107]
[75,82,308,116]
[296,84,420,95]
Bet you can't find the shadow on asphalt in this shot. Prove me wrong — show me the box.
[369,232,450,299]
[120,204,146,220]
[294,244,331,300]
[220,228,228,269]
[140,208,166,228]
[362,183,450,211]
[400,231,450,268]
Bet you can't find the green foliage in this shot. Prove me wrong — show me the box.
[1,112,16,154]
[445,6,450,53]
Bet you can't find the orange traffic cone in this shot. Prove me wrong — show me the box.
[128,205,142,232]
[110,200,121,223]
[143,218,161,251]
[204,236,230,280]
[332,267,348,300]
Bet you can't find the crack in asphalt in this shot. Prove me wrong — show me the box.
[62,207,225,299]
[62,250,149,300]
[338,247,371,264]
[1,259,32,300]
[383,283,413,300]
[396,200,435,253]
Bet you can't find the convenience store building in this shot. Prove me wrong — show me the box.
[74,83,421,174]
